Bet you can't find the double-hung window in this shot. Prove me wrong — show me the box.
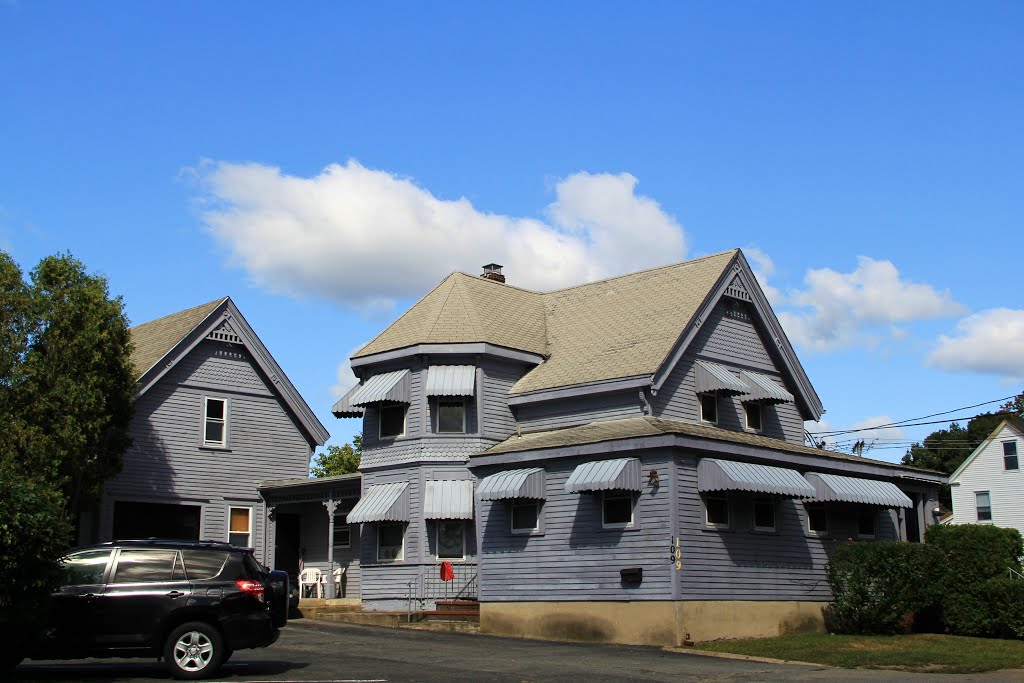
[753,498,775,531]
[333,513,350,551]
[204,397,227,447]
[377,523,404,562]
[379,404,406,438]
[602,493,635,529]
[437,399,466,433]
[806,502,827,535]
[857,510,876,538]
[510,500,540,534]
[1004,442,1019,471]
[436,521,466,560]
[744,402,762,432]
[699,394,718,424]
[228,507,252,547]
[976,491,992,522]
[705,493,729,528]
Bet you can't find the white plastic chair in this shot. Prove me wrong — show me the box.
[299,567,323,598]
[332,566,345,598]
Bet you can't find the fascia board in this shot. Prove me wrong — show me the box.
[351,343,544,371]
[135,298,230,399]
[506,375,652,406]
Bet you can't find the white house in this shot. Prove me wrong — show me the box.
[949,417,1024,531]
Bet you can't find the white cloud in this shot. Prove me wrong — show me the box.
[742,245,782,304]
[778,256,964,351]
[928,308,1024,380]
[195,160,686,308]
[329,343,368,399]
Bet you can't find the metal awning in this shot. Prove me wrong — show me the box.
[565,458,642,494]
[348,369,411,406]
[425,365,476,396]
[477,468,546,501]
[424,480,474,519]
[740,371,794,404]
[347,482,410,523]
[331,384,365,418]
[805,472,913,509]
[695,360,750,396]
[697,459,815,498]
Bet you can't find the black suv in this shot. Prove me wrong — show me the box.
[12,539,289,680]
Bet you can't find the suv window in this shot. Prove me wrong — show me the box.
[63,549,113,586]
[112,549,182,584]
[181,550,229,580]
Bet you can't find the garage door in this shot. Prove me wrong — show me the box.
[113,501,202,540]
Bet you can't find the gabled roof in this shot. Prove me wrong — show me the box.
[949,416,1024,482]
[350,249,823,420]
[130,297,329,447]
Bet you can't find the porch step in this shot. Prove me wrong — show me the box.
[297,598,362,621]
[424,600,480,623]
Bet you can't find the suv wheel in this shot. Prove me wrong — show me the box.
[164,622,225,680]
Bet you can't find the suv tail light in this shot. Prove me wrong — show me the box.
[235,579,266,603]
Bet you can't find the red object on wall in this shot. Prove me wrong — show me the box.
[440,561,455,582]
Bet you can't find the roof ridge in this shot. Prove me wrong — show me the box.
[130,296,227,330]
[452,273,485,339]
[541,250,738,295]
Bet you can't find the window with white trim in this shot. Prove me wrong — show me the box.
[510,500,540,534]
[377,522,404,562]
[602,493,635,529]
[704,493,729,528]
[1004,441,1019,471]
[857,510,876,538]
[744,402,762,432]
[699,394,718,424]
[976,491,992,522]
[436,521,466,559]
[333,512,350,550]
[437,399,466,434]
[228,507,251,547]
[379,404,406,438]
[805,502,827,534]
[203,397,227,447]
[753,498,776,531]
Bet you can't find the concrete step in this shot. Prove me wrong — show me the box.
[422,610,480,623]
[311,610,420,628]
[433,600,480,614]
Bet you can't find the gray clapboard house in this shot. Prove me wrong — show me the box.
[82,297,329,570]
[332,250,945,643]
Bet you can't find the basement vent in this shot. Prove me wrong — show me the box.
[207,322,242,344]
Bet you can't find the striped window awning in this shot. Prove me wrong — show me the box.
[424,480,474,520]
[331,384,365,418]
[694,360,750,396]
[740,371,794,404]
[425,365,476,396]
[347,482,410,523]
[805,472,913,509]
[565,458,642,494]
[697,459,815,498]
[477,468,546,501]
[348,369,411,406]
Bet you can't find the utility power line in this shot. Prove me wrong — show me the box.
[807,395,1018,438]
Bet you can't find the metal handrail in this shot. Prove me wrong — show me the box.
[1008,567,1024,581]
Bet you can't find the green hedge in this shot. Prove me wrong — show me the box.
[825,541,946,634]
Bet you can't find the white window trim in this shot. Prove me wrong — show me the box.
[744,402,762,433]
[805,502,828,536]
[378,404,407,439]
[752,498,776,532]
[203,396,228,448]
[601,492,636,529]
[436,398,467,434]
[704,493,730,529]
[228,506,252,547]
[332,512,351,550]
[976,491,993,523]
[377,522,405,562]
[699,393,718,424]
[1003,441,1019,471]
[435,520,467,561]
[510,500,542,535]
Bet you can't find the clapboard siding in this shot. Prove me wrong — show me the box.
[477,453,674,602]
[689,300,775,370]
[515,392,643,433]
[100,340,311,565]
[951,423,1024,531]
[297,501,362,598]
[481,358,528,439]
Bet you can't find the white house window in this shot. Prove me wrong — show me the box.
[602,493,635,529]
[228,507,251,547]
[976,491,992,522]
[436,521,465,560]
[704,493,729,528]
[437,399,466,434]
[857,510,876,538]
[744,402,762,432]
[699,394,718,424]
[379,404,406,438]
[204,397,227,447]
[510,501,540,533]
[333,513,350,550]
[806,502,827,534]
[753,498,775,531]
[1004,442,1019,471]
[377,523,404,562]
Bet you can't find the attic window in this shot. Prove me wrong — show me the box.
[1004,442,1019,471]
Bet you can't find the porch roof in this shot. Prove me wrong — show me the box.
[564,458,642,494]
[805,472,913,508]
[424,480,475,519]
[697,458,814,498]
[477,468,546,501]
[347,481,410,523]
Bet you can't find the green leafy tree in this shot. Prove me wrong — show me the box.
[311,435,362,477]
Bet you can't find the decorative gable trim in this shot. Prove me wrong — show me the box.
[207,321,243,344]
[723,274,751,302]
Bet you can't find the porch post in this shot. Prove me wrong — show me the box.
[324,497,340,599]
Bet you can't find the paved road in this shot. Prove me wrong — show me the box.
[11,619,1022,682]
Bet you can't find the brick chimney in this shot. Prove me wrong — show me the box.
[481,263,505,283]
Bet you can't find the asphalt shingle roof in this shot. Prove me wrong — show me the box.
[129,298,225,379]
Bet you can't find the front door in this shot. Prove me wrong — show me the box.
[274,513,301,578]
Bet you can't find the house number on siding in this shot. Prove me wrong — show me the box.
[671,537,682,570]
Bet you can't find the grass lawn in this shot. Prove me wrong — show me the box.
[697,633,1024,674]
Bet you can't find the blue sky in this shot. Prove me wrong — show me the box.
[2,2,1022,462]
